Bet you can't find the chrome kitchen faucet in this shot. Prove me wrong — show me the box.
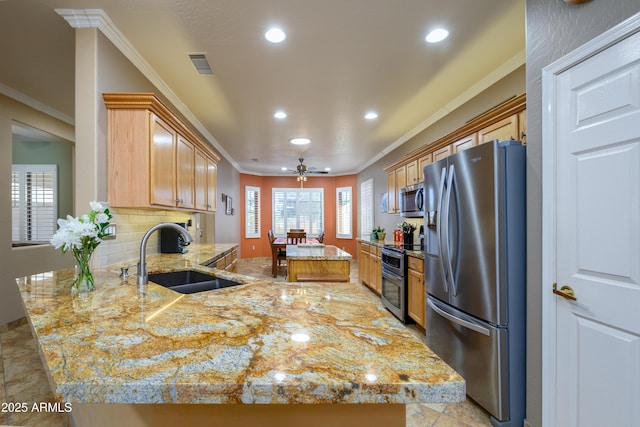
[137,223,193,286]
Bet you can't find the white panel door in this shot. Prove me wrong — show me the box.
[554,30,640,427]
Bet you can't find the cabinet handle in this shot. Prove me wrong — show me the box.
[176,198,183,205]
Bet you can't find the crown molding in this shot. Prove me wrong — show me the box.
[0,83,74,125]
[55,8,238,170]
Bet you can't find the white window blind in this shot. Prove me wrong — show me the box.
[272,188,324,237]
[360,178,373,237]
[336,186,352,239]
[245,186,261,238]
[12,164,57,243]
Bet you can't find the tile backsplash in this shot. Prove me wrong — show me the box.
[96,208,196,267]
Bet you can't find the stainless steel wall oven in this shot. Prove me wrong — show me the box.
[381,245,410,323]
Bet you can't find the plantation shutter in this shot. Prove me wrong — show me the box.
[336,186,352,238]
[245,186,261,238]
[360,178,373,238]
[272,188,324,237]
[12,164,57,243]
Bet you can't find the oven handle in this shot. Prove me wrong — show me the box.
[382,268,403,282]
[436,167,448,293]
[427,298,490,336]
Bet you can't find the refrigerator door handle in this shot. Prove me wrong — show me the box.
[427,298,491,336]
[436,167,449,293]
[445,164,458,296]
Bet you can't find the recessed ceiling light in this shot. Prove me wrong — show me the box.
[281,166,288,171]
[265,27,286,43]
[425,28,449,43]
[364,111,378,120]
[290,137,311,145]
[324,167,331,171]
[274,111,287,119]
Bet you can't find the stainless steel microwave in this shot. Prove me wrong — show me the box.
[400,183,424,217]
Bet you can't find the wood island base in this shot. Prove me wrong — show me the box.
[71,403,406,427]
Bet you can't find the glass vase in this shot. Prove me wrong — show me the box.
[72,248,95,293]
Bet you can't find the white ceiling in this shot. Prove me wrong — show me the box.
[0,0,525,175]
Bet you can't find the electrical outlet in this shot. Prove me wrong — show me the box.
[103,224,116,240]
[252,245,255,250]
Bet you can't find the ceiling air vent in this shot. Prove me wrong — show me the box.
[188,53,213,75]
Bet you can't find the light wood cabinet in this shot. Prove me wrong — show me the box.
[407,255,425,328]
[360,243,371,286]
[104,93,220,212]
[433,145,452,161]
[194,152,218,212]
[358,242,381,294]
[206,159,217,211]
[478,114,519,144]
[386,171,397,214]
[176,136,195,209]
[452,134,478,153]
[386,165,407,215]
[368,245,381,294]
[194,150,208,211]
[418,153,432,184]
[150,115,177,207]
[406,159,420,186]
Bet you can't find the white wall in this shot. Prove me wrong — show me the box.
[524,2,640,426]
[0,94,76,324]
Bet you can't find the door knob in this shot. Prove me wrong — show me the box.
[553,283,577,301]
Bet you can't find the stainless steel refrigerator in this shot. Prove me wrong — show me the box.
[423,140,525,427]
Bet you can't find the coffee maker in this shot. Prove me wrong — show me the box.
[160,222,189,253]
[419,225,425,250]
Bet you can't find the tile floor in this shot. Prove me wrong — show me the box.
[0,257,492,427]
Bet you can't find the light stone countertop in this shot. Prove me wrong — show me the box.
[15,243,463,405]
[285,244,352,260]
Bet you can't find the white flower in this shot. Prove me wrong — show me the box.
[95,212,110,224]
[50,202,113,254]
[89,200,104,211]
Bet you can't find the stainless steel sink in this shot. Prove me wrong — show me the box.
[148,270,243,294]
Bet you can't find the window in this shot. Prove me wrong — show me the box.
[12,164,57,243]
[360,178,373,237]
[245,186,261,238]
[336,186,352,239]
[273,188,323,237]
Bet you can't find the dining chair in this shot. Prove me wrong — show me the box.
[316,230,325,243]
[268,230,287,277]
[287,230,306,244]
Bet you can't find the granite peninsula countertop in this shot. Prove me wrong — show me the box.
[285,244,352,260]
[15,243,463,405]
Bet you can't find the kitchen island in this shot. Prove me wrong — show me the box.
[15,244,464,427]
[286,244,351,282]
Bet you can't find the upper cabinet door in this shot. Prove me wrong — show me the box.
[194,150,208,211]
[150,114,177,207]
[176,136,195,209]
[206,158,217,211]
[478,115,518,144]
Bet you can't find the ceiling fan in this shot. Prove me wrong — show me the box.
[283,158,328,187]
[283,158,329,177]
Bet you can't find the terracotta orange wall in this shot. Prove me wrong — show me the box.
[239,174,358,259]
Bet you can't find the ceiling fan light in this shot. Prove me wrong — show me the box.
[290,137,311,145]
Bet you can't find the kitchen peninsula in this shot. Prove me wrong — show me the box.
[286,244,351,282]
[15,244,464,427]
